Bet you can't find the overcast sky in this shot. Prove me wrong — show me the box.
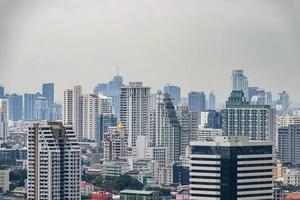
[0,0,300,104]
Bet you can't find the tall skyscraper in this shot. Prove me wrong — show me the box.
[231,69,249,100]
[222,90,275,141]
[190,136,273,200]
[150,92,181,163]
[200,110,222,129]
[42,83,54,106]
[0,99,9,141]
[99,95,112,114]
[0,85,4,98]
[103,122,128,163]
[278,124,300,166]
[83,94,99,140]
[278,91,289,109]
[176,105,198,156]
[98,113,117,150]
[163,84,181,105]
[24,93,36,121]
[49,103,62,121]
[8,93,23,121]
[93,83,109,95]
[188,91,206,113]
[35,96,49,121]
[63,89,73,125]
[108,75,123,116]
[120,82,150,149]
[27,122,81,200]
[208,92,216,110]
[73,86,84,141]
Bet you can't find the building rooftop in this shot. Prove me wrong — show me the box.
[120,190,156,195]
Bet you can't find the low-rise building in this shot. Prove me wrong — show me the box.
[102,160,130,177]
[283,168,300,186]
[91,191,112,200]
[80,181,94,196]
[120,190,162,200]
[0,169,9,193]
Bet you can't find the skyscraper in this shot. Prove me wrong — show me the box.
[120,82,150,149]
[278,91,289,109]
[231,69,249,100]
[24,93,36,121]
[83,94,99,140]
[27,122,81,200]
[35,96,49,121]
[188,91,206,113]
[93,83,109,95]
[42,83,54,106]
[208,92,216,110]
[8,93,23,121]
[63,89,73,125]
[98,113,117,150]
[150,92,181,163]
[163,84,181,105]
[0,85,4,98]
[0,99,9,141]
[190,136,273,200]
[200,110,222,129]
[108,75,123,115]
[49,103,62,121]
[222,90,276,141]
[73,86,84,141]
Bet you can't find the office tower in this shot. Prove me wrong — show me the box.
[163,84,181,105]
[0,99,9,141]
[120,82,150,149]
[250,88,266,105]
[176,105,198,156]
[98,113,117,149]
[93,83,109,95]
[265,91,273,105]
[150,92,181,163]
[63,89,73,125]
[208,92,216,110]
[222,90,276,141]
[73,86,84,140]
[24,93,36,121]
[99,95,112,114]
[103,122,128,162]
[83,94,99,140]
[231,69,249,100]
[8,93,23,121]
[188,91,206,121]
[49,103,62,121]
[278,124,300,166]
[108,75,123,115]
[248,86,258,100]
[0,85,4,98]
[190,136,273,200]
[27,122,81,200]
[35,96,49,121]
[200,110,222,129]
[278,91,289,109]
[42,83,54,106]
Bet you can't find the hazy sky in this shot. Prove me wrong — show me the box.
[0,0,300,104]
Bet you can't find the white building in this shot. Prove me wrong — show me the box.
[0,169,9,193]
[99,95,113,114]
[119,82,150,149]
[80,181,94,196]
[283,168,300,186]
[231,69,249,100]
[27,122,81,200]
[190,136,274,200]
[197,128,223,141]
[63,88,73,125]
[83,94,99,141]
[0,99,9,142]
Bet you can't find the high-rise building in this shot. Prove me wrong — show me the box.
[93,83,109,95]
[150,92,181,163]
[190,136,273,200]
[73,86,84,140]
[42,83,54,106]
[35,96,49,121]
[197,128,223,141]
[188,91,206,114]
[208,92,216,110]
[83,94,99,140]
[0,85,4,98]
[49,103,62,121]
[27,122,81,200]
[278,124,300,166]
[98,113,117,150]
[222,90,276,141]
[163,84,181,105]
[278,115,300,127]
[99,95,112,114]
[278,91,289,109]
[0,99,9,141]
[63,89,73,125]
[0,169,9,193]
[108,75,123,115]
[200,110,222,129]
[176,105,198,156]
[231,69,249,100]
[120,82,150,149]
[24,93,36,121]
[103,122,128,162]
[8,93,23,121]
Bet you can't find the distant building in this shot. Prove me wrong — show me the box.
[222,90,276,141]
[200,110,222,129]
[98,113,117,149]
[102,160,130,177]
[27,122,81,200]
[163,84,181,105]
[0,169,9,193]
[99,95,113,114]
[190,136,273,200]
[93,83,109,96]
[108,75,123,116]
[0,148,27,160]
[42,83,54,106]
[188,91,206,114]
[0,99,9,141]
[120,190,162,200]
[208,92,216,110]
[0,85,4,98]
[197,128,223,141]
[8,93,23,121]
[35,96,49,121]
[83,94,99,141]
[231,69,249,100]
[49,103,62,121]
[24,93,36,121]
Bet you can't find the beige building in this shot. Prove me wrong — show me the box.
[273,161,285,181]
[283,168,300,186]
[0,169,9,193]
[278,115,300,127]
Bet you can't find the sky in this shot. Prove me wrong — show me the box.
[0,0,300,104]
